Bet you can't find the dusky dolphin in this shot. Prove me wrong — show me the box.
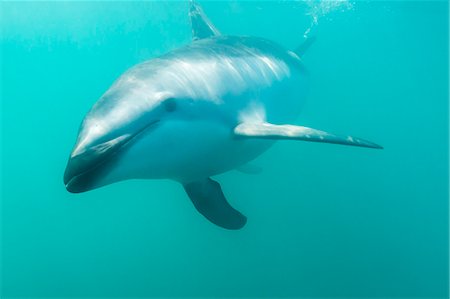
[64,1,382,230]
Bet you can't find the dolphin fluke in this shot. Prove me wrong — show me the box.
[183,178,247,230]
[294,36,316,57]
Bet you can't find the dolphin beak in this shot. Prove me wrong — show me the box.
[64,159,102,193]
[64,134,132,193]
[64,120,160,193]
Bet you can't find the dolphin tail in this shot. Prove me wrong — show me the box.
[234,122,383,149]
[294,36,316,57]
[189,0,220,40]
[183,178,247,230]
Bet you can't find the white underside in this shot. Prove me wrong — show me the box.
[100,119,274,184]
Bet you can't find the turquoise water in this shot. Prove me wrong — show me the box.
[1,1,448,298]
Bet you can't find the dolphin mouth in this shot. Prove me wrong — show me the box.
[64,120,159,193]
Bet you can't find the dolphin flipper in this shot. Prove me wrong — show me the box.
[189,1,220,40]
[236,163,263,175]
[234,122,383,149]
[183,178,247,230]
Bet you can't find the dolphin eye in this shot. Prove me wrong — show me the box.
[164,98,177,112]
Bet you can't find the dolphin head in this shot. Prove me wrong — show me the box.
[64,68,179,193]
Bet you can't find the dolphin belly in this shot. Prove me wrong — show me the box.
[99,119,274,184]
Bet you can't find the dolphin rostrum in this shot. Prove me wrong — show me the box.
[64,1,382,230]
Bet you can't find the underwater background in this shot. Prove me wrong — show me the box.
[1,1,448,298]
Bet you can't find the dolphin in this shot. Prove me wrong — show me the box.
[64,1,382,230]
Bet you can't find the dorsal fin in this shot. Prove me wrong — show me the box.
[189,0,220,40]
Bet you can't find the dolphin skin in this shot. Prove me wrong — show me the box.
[64,1,382,230]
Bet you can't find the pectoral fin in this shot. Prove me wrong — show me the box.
[183,178,247,230]
[234,122,383,149]
[236,163,263,175]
